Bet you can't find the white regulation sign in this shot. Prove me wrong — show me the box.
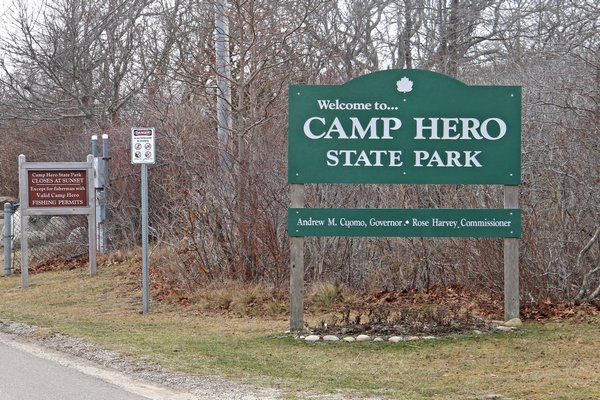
[131,128,156,164]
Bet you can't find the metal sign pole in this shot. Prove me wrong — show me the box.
[131,127,155,314]
[141,163,150,314]
[100,134,110,252]
[3,202,13,276]
[92,134,110,253]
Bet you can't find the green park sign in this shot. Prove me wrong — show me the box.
[288,69,522,331]
[289,208,521,238]
[288,69,521,184]
[287,70,523,329]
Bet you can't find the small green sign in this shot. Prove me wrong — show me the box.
[289,208,521,238]
[288,69,521,184]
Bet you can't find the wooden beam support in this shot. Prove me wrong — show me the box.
[289,184,305,332]
[504,185,520,320]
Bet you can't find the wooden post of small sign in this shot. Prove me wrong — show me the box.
[504,185,520,320]
[18,155,29,288]
[290,184,305,331]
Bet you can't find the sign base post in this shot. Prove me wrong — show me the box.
[289,184,305,332]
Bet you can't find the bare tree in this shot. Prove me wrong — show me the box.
[0,0,177,123]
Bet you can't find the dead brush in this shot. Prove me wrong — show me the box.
[316,302,490,336]
[307,281,346,313]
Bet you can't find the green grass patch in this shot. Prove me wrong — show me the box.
[0,263,599,399]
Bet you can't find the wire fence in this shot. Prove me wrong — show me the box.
[1,208,89,273]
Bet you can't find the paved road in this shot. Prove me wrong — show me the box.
[0,335,192,400]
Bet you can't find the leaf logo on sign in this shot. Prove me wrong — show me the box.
[396,77,413,93]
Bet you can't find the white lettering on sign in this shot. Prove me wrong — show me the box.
[326,150,403,167]
[317,99,373,110]
[299,110,511,171]
[303,117,401,140]
[413,117,507,140]
[303,116,507,142]
[414,150,482,168]
[297,217,325,226]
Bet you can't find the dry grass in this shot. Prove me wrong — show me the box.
[0,261,599,399]
[307,281,346,312]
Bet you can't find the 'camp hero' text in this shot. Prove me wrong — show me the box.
[303,116,507,141]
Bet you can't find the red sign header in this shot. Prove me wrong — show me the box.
[27,170,88,208]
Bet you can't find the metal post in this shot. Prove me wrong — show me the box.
[102,134,109,168]
[92,134,110,253]
[102,134,110,190]
[3,202,12,276]
[91,135,98,157]
[141,163,150,314]
[87,154,97,276]
[99,134,109,252]
[92,135,103,252]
